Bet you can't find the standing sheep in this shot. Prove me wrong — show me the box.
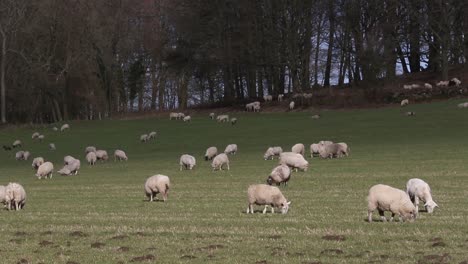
[169,112,179,120]
[230,117,237,125]
[36,162,54,179]
[318,143,347,158]
[278,152,309,172]
[216,115,229,122]
[264,146,283,160]
[5,183,26,211]
[12,140,22,148]
[61,124,70,131]
[179,154,196,170]
[15,151,25,160]
[49,143,56,151]
[183,115,191,122]
[424,83,433,89]
[367,184,416,222]
[406,178,438,216]
[140,134,149,142]
[32,132,40,139]
[64,155,76,165]
[278,94,284,102]
[267,165,291,186]
[211,153,230,171]
[205,146,218,161]
[114,150,128,161]
[96,150,109,161]
[289,101,295,110]
[144,175,170,202]
[264,95,273,102]
[148,131,157,140]
[224,144,238,155]
[310,144,320,158]
[32,157,45,169]
[247,184,291,214]
[38,135,45,141]
[86,151,97,165]
[58,159,81,175]
[177,113,186,119]
[23,151,31,161]
[336,142,350,156]
[0,185,5,205]
[209,113,215,119]
[291,143,305,156]
[85,146,97,154]
[401,99,409,107]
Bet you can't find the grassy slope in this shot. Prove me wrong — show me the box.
[1,99,468,264]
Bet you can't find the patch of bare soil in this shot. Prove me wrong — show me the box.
[117,247,130,252]
[69,231,88,238]
[129,254,156,262]
[320,249,344,256]
[39,240,54,247]
[322,235,346,241]
[16,259,29,264]
[180,255,197,259]
[91,242,105,249]
[418,253,451,264]
[14,231,27,236]
[112,235,129,240]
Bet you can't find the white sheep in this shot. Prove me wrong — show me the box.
[148,131,157,140]
[230,117,237,125]
[310,143,320,158]
[247,184,291,214]
[32,157,45,170]
[96,150,109,161]
[424,83,433,89]
[253,104,261,112]
[318,143,347,158]
[15,151,25,160]
[12,140,22,148]
[278,94,284,102]
[169,112,179,120]
[52,127,58,131]
[406,178,438,216]
[211,153,230,171]
[403,84,413,90]
[436,80,449,87]
[49,143,56,151]
[61,124,70,131]
[4,183,26,211]
[216,115,229,122]
[319,140,334,145]
[311,114,320,119]
[245,102,254,111]
[278,152,308,172]
[22,151,30,161]
[205,146,218,161]
[0,185,5,205]
[64,155,76,165]
[140,134,149,142]
[303,93,313,99]
[457,102,468,108]
[86,151,97,165]
[183,115,191,122]
[144,174,170,202]
[85,146,96,153]
[267,165,291,186]
[264,146,283,160]
[32,132,40,139]
[177,113,186,119]
[336,142,350,156]
[179,154,196,170]
[411,84,421,89]
[58,159,80,175]
[224,144,238,155]
[450,77,461,86]
[367,184,416,222]
[209,113,215,119]
[263,95,273,102]
[289,101,295,110]
[291,143,305,156]
[38,135,45,141]
[36,161,54,179]
[401,99,409,107]
[114,150,128,161]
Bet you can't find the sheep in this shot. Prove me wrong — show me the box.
[264,146,283,160]
[253,104,261,112]
[411,84,421,89]
[114,150,128,161]
[60,124,70,131]
[4,183,26,211]
[231,117,237,125]
[209,113,215,119]
[12,140,22,148]
[211,153,230,171]
[64,155,76,165]
[401,99,409,107]
[224,144,238,155]
[140,134,149,142]
[205,146,218,161]
[183,115,191,122]
[216,115,229,122]
[32,157,45,170]
[245,102,254,111]
[310,143,320,158]
[424,83,433,89]
[319,140,334,146]
[57,167,72,176]
[15,151,25,160]
[85,146,96,153]
[36,161,54,179]
[367,184,416,222]
[311,114,320,119]
[246,184,291,214]
[403,84,413,90]
[49,143,56,151]
[32,132,40,139]
[292,93,303,99]
[406,178,438,216]
[291,143,305,156]
[436,80,449,87]
[264,95,273,102]
[58,159,80,176]
[86,151,97,165]
[457,102,468,108]
[337,142,350,156]
[267,165,291,186]
[449,77,461,86]
[96,150,109,161]
[38,135,45,141]
[318,143,347,158]
[144,174,170,202]
[278,94,284,102]
[52,127,58,131]
[22,151,31,161]
[177,113,186,119]
[278,152,309,172]
[179,154,196,170]
[169,112,179,120]
[405,111,416,116]
[289,101,295,110]
[148,131,157,140]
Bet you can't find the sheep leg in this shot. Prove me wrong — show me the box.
[249,204,254,214]
[378,209,386,222]
[180,165,182,171]
[15,201,19,211]
[271,207,274,214]
[367,210,373,222]
[227,163,230,171]
[389,213,395,222]
[263,205,268,214]
[150,194,153,202]
[414,196,420,216]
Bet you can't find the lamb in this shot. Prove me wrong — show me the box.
[32,132,40,139]
[144,175,170,202]
[36,161,54,179]
[49,143,56,151]
[96,150,109,161]
[140,134,149,142]
[291,143,305,156]
[310,143,320,158]
[318,143,347,158]
[289,101,295,110]
[183,115,191,122]
[85,146,96,153]
[4,183,26,211]
[264,95,273,102]
[61,124,70,131]
[230,117,237,125]
[216,115,229,122]
[457,102,468,108]
[114,149,128,161]
[401,99,409,107]
[58,159,80,175]
[264,146,283,160]
[205,146,218,161]
[15,151,25,160]
[38,134,45,141]
[424,83,433,89]
[179,154,196,170]
[278,152,309,172]
[64,155,76,165]
[209,113,215,119]
[32,157,45,169]
[86,151,97,165]
[449,77,461,86]
[169,112,179,120]
[12,140,22,148]
[211,153,230,171]
[148,131,157,140]
[224,144,238,155]
[267,165,291,186]
[246,184,291,214]
[278,94,284,102]
[367,184,416,222]
[406,178,438,216]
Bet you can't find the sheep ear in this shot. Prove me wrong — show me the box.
[434,202,439,208]
[287,201,291,205]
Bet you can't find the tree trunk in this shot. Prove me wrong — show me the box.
[324,0,335,87]
[313,15,323,86]
[0,31,6,123]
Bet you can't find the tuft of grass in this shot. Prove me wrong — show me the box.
[1,99,468,263]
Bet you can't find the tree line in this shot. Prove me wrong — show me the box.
[1,0,467,123]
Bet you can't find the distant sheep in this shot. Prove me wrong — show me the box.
[52,127,58,131]
[0,185,5,205]
[96,150,109,161]
[177,113,186,119]
[49,143,56,151]
[38,135,45,141]
[253,104,261,112]
[140,134,149,142]
[224,144,238,155]
[23,151,30,161]
[267,165,291,186]
[336,142,350,156]
[405,111,416,116]
[457,102,468,108]
[403,84,413,90]
[367,184,416,222]
[311,114,320,119]
[411,84,421,89]
[303,93,313,99]
[278,152,308,172]
[183,115,191,122]
[424,83,433,89]
[401,99,409,107]
[58,159,80,176]
[36,162,54,179]
[291,143,305,156]
[148,131,157,140]
[205,147,218,161]
[310,143,320,158]
[247,184,290,214]
[32,157,45,169]
[86,151,97,165]
[264,146,283,160]
[449,77,461,86]
[231,117,237,125]
[4,183,26,211]
[289,101,295,110]
[169,112,179,120]
[61,124,70,131]
[436,81,449,87]
[209,113,215,119]
[278,94,284,102]
[64,155,76,165]
[264,95,273,102]
[318,143,347,158]
[12,140,22,148]
[211,153,230,171]
[144,174,170,202]
[15,151,25,160]
[179,154,196,170]
[32,132,40,139]
[406,178,438,216]
[85,146,96,153]
[114,150,128,161]
[216,115,229,122]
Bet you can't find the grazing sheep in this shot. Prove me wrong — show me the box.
[245,102,254,111]
[144,175,170,202]
[231,117,237,125]
[205,147,218,161]
[36,161,54,179]
[32,132,40,139]
[4,183,26,211]
[310,143,320,158]
[0,185,5,205]
[64,155,76,165]
[216,115,229,122]
[318,143,347,158]
[148,131,157,140]
[424,83,433,89]
[224,144,238,155]
[311,114,320,119]
[177,113,186,119]
[278,94,284,102]
[291,143,305,156]
[289,101,295,110]
[86,151,97,165]
[96,150,109,161]
[403,84,413,90]
[319,140,334,146]
[211,153,230,171]
[264,95,273,102]
[264,146,283,160]
[336,142,350,156]
[449,77,461,86]
[209,113,215,119]
[85,146,96,153]
[61,124,70,131]
[15,151,25,160]
[401,99,409,107]
[278,152,308,172]
[49,143,56,151]
[367,184,416,222]
[183,115,191,122]
[436,80,449,87]
[406,178,438,216]
[57,167,72,176]
[21,151,31,161]
[114,150,128,161]
[38,135,45,141]
[405,111,416,116]
[179,154,196,170]
[246,184,291,214]
[169,112,179,120]
[32,157,45,170]
[267,165,291,186]
[58,159,80,176]
[12,140,22,148]
[411,84,421,89]
[140,134,149,142]
[457,102,468,108]
[52,127,58,131]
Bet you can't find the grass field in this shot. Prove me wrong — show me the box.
[1,99,468,264]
